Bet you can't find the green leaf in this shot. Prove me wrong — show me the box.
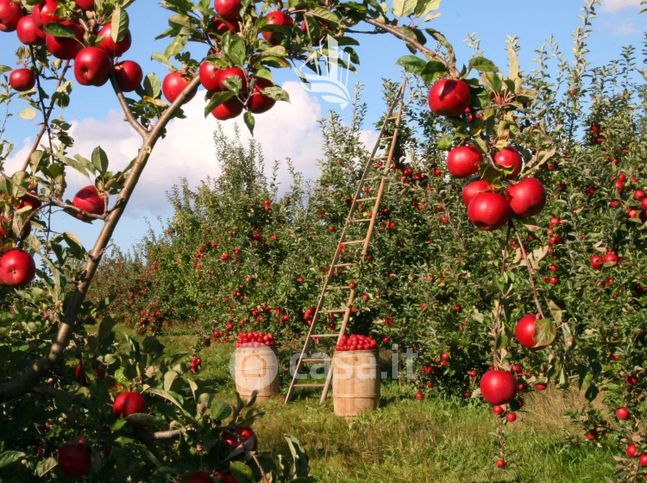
[35,456,57,477]
[308,7,340,25]
[469,56,498,73]
[393,0,418,17]
[436,135,453,151]
[143,73,162,98]
[229,461,255,483]
[111,7,130,43]
[244,111,255,134]
[0,450,25,470]
[396,55,427,74]
[210,400,233,421]
[147,388,193,419]
[43,23,76,38]
[91,146,109,173]
[415,0,441,18]
[203,91,235,117]
[534,318,556,348]
[63,232,86,257]
[163,370,177,392]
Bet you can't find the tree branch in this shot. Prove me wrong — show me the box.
[514,227,546,319]
[364,18,458,77]
[0,76,201,402]
[21,58,71,172]
[109,72,149,140]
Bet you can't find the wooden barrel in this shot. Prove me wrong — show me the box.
[332,350,380,417]
[234,346,279,403]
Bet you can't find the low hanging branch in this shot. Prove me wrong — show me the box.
[0,76,201,402]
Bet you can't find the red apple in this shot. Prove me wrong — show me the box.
[114,60,143,92]
[467,192,510,230]
[627,444,638,458]
[212,98,243,120]
[32,0,59,26]
[74,47,111,86]
[162,71,195,103]
[212,17,239,33]
[462,179,492,207]
[217,66,247,92]
[480,370,516,405]
[615,406,630,420]
[514,314,550,349]
[16,15,45,44]
[73,185,106,217]
[494,147,523,178]
[214,0,241,20]
[0,0,23,32]
[506,412,517,422]
[446,145,482,178]
[261,10,293,45]
[0,248,36,287]
[9,68,36,92]
[590,255,603,269]
[603,251,619,266]
[639,454,647,467]
[75,0,94,10]
[97,23,132,57]
[45,21,84,59]
[184,471,214,483]
[506,177,546,218]
[57,442,91,477]
[246,78,276,114]
[427,79,471,117]
[496,458,506,469]
[199,62,221,91]
[113,391,146,417]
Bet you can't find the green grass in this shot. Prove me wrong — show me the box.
[154,334,615,482]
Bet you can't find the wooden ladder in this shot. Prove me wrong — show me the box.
[284,80,407,405]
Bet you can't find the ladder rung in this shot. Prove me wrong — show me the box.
[333,263,354,268]
[364,176,383,182]
[301,357,331,363]
[294,383,326,388]
[355,196,377,203]
[350,218,372,223]
[342,239,365,245]
[327,308,348,313]
[311,334,339,338]
[327,285,352,290]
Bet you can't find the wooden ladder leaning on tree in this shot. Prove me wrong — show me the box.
[284,79,408,405]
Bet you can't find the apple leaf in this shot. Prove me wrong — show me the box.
[393,0,418,17]
[163,370,177,392]
[244,111,255,135]
[396,55,427,74]
[143,73,162,99]
[415,0,441,18]
[210,400,233,421]
[229,462,254,483]
[111,7,130,43]
[91,146,109,174]
[420,60,449,83]
[203,91,235,117]
[34,457,57,478]
[42,23,76,38]
[309,7,340,25]
[533,318,556,348]
[469,56,498,73]
[506,36,520,81]
[0,451,25,470]
[436,135,453,151]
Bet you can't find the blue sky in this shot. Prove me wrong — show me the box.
[0,0,643,250]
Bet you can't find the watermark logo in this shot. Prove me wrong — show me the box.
[295,35,352,109]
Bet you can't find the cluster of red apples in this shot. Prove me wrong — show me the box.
[0,0,283,121]
[235,331,276,348]
[335,334,377,351]
[428,79,546,230]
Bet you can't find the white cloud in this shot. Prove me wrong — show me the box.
[7,81,325,219]
[611,20,639,35]
[600,0,641,12]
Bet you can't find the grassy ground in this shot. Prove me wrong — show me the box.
[156,334,615,482]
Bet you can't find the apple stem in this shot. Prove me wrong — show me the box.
[514,228,546,320]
